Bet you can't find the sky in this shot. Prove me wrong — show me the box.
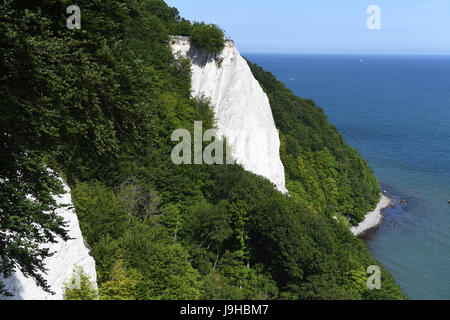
[165,0,450,55]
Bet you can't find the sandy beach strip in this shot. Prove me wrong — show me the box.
[351,194,392,237]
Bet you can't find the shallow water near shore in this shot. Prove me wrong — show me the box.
[246,53,450,299]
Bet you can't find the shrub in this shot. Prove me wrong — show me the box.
[190,22,225,55]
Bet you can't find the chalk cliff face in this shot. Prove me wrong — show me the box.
[0,179,96,300]
[171,36,287,193]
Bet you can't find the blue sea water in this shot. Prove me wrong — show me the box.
[245,53,450,299]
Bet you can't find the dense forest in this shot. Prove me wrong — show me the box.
[0,0,404,299]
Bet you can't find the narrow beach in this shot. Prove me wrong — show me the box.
[351,194,392,237]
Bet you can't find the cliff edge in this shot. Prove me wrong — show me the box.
[171,36,287,193]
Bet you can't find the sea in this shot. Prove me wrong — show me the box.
[245,53,450,300]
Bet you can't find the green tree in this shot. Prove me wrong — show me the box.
[160,203,182,241]
[120,223,203,300]
[63,266,98,300]
[184,201,233,270]
[89,235,122,284]
[99,259,142,300]
[71,182,127,246]
[230,201,250,265]
[191,22,225,55]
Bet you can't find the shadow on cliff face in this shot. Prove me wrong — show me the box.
[0,271,25,300]
[186,44,216,66]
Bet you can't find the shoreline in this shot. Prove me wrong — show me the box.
[351,194,392,237]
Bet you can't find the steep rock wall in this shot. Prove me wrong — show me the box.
[171,37,287,193]
[0,179,96,300]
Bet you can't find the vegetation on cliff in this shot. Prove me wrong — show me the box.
[0,0,403,300]
[247,62,381,225]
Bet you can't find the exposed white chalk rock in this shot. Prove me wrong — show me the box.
[171,36,287,193]
[0,179,97,300]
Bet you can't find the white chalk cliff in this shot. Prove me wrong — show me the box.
[171,36,287,193]
[0,179,97,300]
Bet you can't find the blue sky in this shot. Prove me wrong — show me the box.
[165,0,450,55]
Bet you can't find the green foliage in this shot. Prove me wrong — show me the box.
[190,22,225,55]
[63,266,98,300]
[71,182,127,245]
[160,203,182,240]
[99,259,142,300]
[198,165,404,300]
[247,61,381,224]
[120,223,203,300]
[89,235,122,284]
[184,201,233,254]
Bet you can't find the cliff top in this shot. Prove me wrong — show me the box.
[169,35,234,48]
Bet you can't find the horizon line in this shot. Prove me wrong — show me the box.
[241,51,450,57]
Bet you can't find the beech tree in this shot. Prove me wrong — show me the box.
[99,259,142,300]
